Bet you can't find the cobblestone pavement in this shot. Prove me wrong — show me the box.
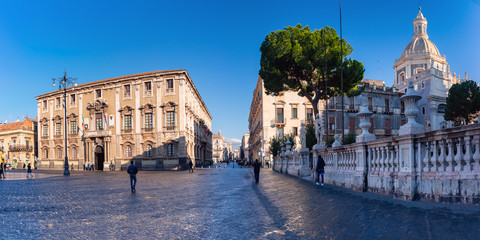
[1,167,480,240]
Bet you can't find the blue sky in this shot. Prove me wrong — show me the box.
[0,0,479,142]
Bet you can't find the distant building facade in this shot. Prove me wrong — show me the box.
[240,133,249,162]
[212,130,224,163]
[248,77,319,165]
[0,118,38,168]
[35,70,212,171]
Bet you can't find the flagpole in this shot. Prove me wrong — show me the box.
[339,2,345,142]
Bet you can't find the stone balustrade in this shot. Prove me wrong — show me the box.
[274,123,480,204]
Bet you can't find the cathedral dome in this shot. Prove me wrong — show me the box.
[400,37,440,59]
[399,8,441,59]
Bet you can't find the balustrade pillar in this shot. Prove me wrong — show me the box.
[394,145,399,171]
[473,135,480,171]
[454,137,464,172]
[380,147,386,172]
[463,136,473,172]
[431,140,439,172]
[446,138,454,172]
[438,140,446,171]
[423,141,430,172]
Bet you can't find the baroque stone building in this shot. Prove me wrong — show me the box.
[212,130,225,163]
[35,70,212,170]
[0,118,38,168]
[393,8,469,130]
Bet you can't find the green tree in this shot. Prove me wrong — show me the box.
[444,80,480,125]
[259,24,365,118]
[305,122,317,150]
[268,133,296,157]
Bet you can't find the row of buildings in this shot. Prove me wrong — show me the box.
[0,118,38,168]
[245,9,471,165]
[33,69,213,170]
[212,130,236,163]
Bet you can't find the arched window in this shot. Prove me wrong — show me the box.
[72,147,77,158]
[399,73,405,84]
[146,144,152,157]
[126,145,132,158]
[57,148,62,159]
[167,143,175,157]
[44,149,48,159]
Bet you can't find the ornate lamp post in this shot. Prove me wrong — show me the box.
[52,71,77,176]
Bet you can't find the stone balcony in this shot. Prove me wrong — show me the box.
[85,130,112,138]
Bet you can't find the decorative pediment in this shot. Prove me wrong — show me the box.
[86,100,108,112]
[67,113,78,120]
[40,117,49,124]
[52,115,62,122]
[139,103,155,112]
[119,105,134,115]
[160,101,177,108]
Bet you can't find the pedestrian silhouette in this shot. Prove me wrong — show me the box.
[188,160,194,173]
[127,161,139,192]
[316,155,326,186]
[26,163,33,178]
[253,159,261,183]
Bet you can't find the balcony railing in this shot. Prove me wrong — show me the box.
[142,127,153,133]
[270,118,286,127]
[9,145,33,152]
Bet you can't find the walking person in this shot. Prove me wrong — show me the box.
[316,155,326,186]
[253,159,261,183]
[127,161,139,192]
[188,160,194,173]
[26,163,33,178]
[0,162,4,179]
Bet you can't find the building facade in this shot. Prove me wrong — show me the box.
[0,118,38,168]
[212,130,224,163]
[35,70,212,171]
[248,77,319,165]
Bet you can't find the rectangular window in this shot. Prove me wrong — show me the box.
[385,119,391,134]
[96,89,102,98]
[349,97,355,110]
[70,121,77,134]
[56,97,61,109]
[166,79,174,93]
[166,111,175,127]
[145,113,153,128]
[13,140,16,147]
[43,100,47,110]
[43,124,48,137]
[329,98,335,109]
[167,79,173,89]
[293,127,298,136]
[96,113,103,130]
[124,85,131,97]
[422,105,426,115]
[292,107,298,118]
[144,82,152,96]
[124,115,132,130]
[70,94,76,105]
[368,97,373,111]
[56,123,61,136]
[26,140,29,149]
[422,81,425,89]
[385,99,390,113]
[276,108,284,123]
[329,117,335,134]
[349,118,355,133]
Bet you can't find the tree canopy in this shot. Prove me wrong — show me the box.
[444,80,480,125]
[259,24,365,117]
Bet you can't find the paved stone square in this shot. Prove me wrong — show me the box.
[1,167,480,239]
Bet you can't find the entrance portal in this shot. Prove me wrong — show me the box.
[94,145,104,171]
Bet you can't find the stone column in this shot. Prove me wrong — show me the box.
[399,82,424,135]
[356,105,376,142]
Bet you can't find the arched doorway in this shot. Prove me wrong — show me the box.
[94,145,104,171]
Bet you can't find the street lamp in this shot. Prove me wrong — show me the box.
[52,71,77,176]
